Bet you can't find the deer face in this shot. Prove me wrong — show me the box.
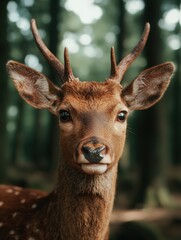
[6,19,175,176]
[58,80,128,174]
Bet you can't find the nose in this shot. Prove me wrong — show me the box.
[81,144,106,163]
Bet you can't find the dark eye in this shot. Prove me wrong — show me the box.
[117,111,127,122]
[59,110,71,122]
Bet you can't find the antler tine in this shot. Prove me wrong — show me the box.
[110,23,150,83]
[31,19,65,83]
[64,47,75,82]
[110,47,118,79]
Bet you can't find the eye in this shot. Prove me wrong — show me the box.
[117,111,127,122]
[59,110,71,122]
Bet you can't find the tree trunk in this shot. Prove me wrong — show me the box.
[116,0,126,61]
[132,0,168,207]
[0,0,9,181]
[172,0,181,164]
[46,0,61,170]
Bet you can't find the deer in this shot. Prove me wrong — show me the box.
[0,19,174,240]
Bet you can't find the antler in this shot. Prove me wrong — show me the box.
[109,23,150,82]
[64,47,75,81]
[31,19,75,83]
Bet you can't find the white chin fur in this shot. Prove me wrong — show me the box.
[81,164,108,175]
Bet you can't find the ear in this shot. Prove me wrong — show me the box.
[121,62,175,110]
[6,61,61,115]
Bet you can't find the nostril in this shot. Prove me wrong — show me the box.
[81,145,106,163]
[96,145,106,154]
[81,146,92,155]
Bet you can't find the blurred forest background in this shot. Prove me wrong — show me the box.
[0,0,181,239]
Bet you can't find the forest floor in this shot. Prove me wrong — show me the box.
[110,166,181,240]
[111,208,181,240]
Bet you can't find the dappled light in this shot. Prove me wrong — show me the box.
[159,8,181,31]
[16,18,30,31]
[7,106,18,118]
[62,34,80,53]
[167,35,181,50]
[64,0,103,24]
[125,0,145,15]
[22,0,34,7]
[7,1,19,22]
[79,34,92,45]
[164,8,181,26]
[83,45,103,58]
[25,54,43,71]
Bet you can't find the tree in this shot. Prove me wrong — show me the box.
[172,0,181,164]
[132,0,171,207]
[46,0,62,169]
[0,0,9,181]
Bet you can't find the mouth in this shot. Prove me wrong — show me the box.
[81,163,108,175]
[77,154,112,175]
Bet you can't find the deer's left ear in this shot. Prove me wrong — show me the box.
[7,61,61,115]
[121,62,175,110]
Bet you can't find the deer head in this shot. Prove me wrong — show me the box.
[7,19,174,176]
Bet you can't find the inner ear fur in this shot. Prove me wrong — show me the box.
[6,60,61,115]
[121,62,175,110]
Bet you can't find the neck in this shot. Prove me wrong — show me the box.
[45,163,118,240]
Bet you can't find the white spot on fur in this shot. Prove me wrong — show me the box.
[6,189,13,193]
[28,237,35,240]
[20,199,26,204]
[31,204,37,209]
[14,191,20,195]
[12,212,18,218]
[0,201,4,207]
[9,230,15,235]
[0,222,3,227]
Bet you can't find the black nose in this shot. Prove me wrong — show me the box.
[81,145,106,163]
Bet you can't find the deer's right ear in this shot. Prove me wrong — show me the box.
[7,61,61,115]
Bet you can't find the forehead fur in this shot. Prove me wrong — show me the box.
[61,80,122,103]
